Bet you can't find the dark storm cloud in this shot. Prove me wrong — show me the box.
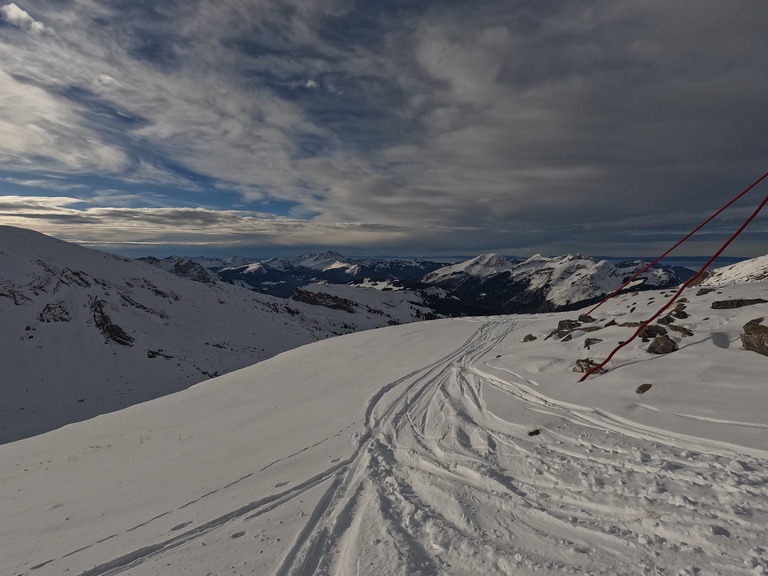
[0,0,766,256]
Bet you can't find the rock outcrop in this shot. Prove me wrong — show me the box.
[741,317,768,356]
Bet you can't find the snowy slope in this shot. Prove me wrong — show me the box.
[701,254,768,286]
[0,226,416,443]
[510,254,678,307]
[291,282,440,326]
[138,255,221,285]
[421,253,518,284]
[293,250,361,274]
[1,260,767,575]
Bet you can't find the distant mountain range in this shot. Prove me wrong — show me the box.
[143,250,694,316]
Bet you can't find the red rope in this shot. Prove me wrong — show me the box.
[586,170,768,316]
[579,178,768,382]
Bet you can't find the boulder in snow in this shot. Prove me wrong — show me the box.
[647,334,678,354]
[741,317,768,357]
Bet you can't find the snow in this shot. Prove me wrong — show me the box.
[2,261,767,574]
[295,282,437,326]
[420,253,683,310]
[0,226,425,444]
[293,251,358,272]
[509,255,679,308]
[421,253,516,283]
[702,255,768,286]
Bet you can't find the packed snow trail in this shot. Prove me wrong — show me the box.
[275,319,768,576]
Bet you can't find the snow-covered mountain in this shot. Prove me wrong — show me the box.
[139,255,221,285]
[152,251,690,316]
[170,252,447,298]
[0,226,431,443]
[292,250,360,273]
[421,253,691,314]
[420,252,518,287]
[2,252,766,575]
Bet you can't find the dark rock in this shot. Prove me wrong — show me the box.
[741,317,768,356]
[37,301,71,323]
[527,429,541,437]
[712,298,768,310]
[578,314,597,323]
[291,288,357,313]
[668,324,694,337]
[696,287,716,296]
[584,338,603,349]
[545,319,581,340]
[556,318,581,334]
[523,334,537,342]
[657,315,675,325]
[639,325,668,342]
[636,383,652,394]
[147,349,174,359]
[604,319,617,327]
[572,358,605,373]
[90,298,134,346]
[647,334,678,354]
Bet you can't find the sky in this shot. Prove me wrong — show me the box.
[1,0,767,259]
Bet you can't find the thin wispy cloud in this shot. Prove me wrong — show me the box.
[1,1,766,256]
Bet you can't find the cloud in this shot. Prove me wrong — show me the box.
[0,195,414,254]
[0,69,128,173]
[0,2,47,33]
[0,1,767,257]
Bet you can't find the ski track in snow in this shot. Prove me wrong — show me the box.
[272,320,766,575]
[17,319,768,576]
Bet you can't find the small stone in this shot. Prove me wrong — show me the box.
[573,358,605,373]
[523,334,537,342]
[584,338,603,349]
[546,319,582,340]
[636,383,652,394]
[668,324,694,337]
[647,334,678,354]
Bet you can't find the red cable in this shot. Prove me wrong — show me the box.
[579,183,768,382]
[586,170,768,316]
